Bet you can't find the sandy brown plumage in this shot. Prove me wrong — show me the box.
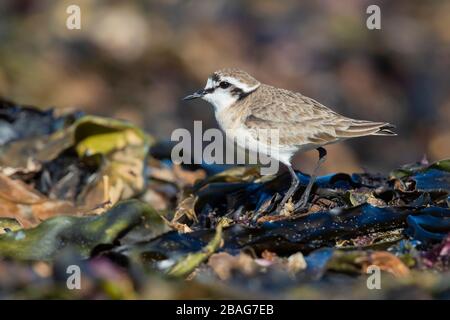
[239,84,396,148]
[183,68,396,212]
[210,68,395,151]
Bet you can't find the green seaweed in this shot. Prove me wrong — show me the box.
[0,200,157,261]
[167,224,223,277]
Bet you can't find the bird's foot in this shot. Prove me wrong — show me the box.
[293,202,310,213]
[293,194,311,213]
[276,190,296,213]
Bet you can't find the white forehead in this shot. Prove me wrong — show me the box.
[205,77,215,89]
[204,76,259,93]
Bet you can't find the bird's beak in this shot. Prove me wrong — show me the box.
[183,89,205,101]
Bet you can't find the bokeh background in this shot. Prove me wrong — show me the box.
[0,0,449,174]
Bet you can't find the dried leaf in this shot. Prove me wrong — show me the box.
[358,251,410,277]
[286,252,307,274]
[208,252,256,280]
[0,173,77,228]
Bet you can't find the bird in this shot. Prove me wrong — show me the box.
[183,68,396,212]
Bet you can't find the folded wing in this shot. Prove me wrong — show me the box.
[243,86,396,148]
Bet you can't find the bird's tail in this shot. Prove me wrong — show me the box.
[372,123,397,136]
[335,120,397,138]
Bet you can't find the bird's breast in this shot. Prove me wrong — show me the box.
[215,107,245,132]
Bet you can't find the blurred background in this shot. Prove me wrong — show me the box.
[0,0,449,174]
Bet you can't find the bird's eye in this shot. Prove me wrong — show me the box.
[219,81,230,89]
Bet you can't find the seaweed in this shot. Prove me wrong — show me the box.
[0,101,448,299]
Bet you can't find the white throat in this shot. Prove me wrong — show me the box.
[201,77,259,112]
[202,90,238,112]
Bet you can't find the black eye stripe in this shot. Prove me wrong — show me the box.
[231,87,242,95]
[231,87,252,100]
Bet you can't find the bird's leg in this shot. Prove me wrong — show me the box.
[277,165,300,211]
[294,147,327,211]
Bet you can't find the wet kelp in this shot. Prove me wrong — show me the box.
[0,99,449,299]
[122,205,449,260]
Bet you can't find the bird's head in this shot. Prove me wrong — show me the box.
[183,68,260,111]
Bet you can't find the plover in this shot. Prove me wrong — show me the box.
[183,68,396,211]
